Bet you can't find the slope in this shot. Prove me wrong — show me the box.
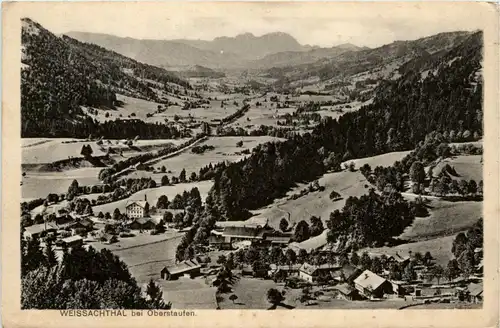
[21,18,191,138]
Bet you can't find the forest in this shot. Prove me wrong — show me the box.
[21,18,190,138]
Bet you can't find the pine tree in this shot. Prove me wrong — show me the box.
[146,279,171,309]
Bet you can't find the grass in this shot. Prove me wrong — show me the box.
[123,136,283,181]
[22,140,107,164]
[249,151,410,230]
[362,235,457,267]
[431,155,483,182]
[156,278,217,309]
[92,181,213,214]
[22,168,102,200]
[220,277,299,310]
[399,199,482,241]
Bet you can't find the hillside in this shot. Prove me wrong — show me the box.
[267,31,474,86]
[177,65,226,78]
[174,32,305,59]
[21,18,191,138]
[66,31,244,69]
[208,31,483,220]
[247,44,365,69]
[67,31,338,69]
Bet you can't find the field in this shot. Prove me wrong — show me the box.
[122,136,284,181]
[22,168,102,200]
[362,235,457,267]
[431,155,483,181]
[156,278,217,309]
[250,151,410,229]
[220,278,300,310]
[399,199,482,241]
[22,139,107,164]
[92,181,213,214]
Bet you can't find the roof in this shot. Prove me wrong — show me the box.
[299,263,339,276]
[215,217,269,229]
[222,226,266,239]
[354,270,388,291]
[208,235,227,244]
[163,259,201,275]
[289,230,328,253]
[131,217,156,225]
[126,200,149,209]
[62,235,84,243]
[467,283,483,297]
[266,236,291,244]
[334,283,356,296]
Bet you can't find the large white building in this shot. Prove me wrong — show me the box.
[125,195,150,218]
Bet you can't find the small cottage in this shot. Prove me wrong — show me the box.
[354,270,394,299]
[160,259,201,280]
[299,263,340,283]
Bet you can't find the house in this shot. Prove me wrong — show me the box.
[298,263,340,283]
[128,217,156,230]
[69,218,95,235]
[125,195,150,218]
[160,259,201,280]
[269,264,301,281]
[331,264,363,284]
[208,233,232,250]
[467,283,483,303]
[241,264,268,278]
[334,283,360,301]
[23,222,57,239]
[354,270,394,299]
[60,235,84,248]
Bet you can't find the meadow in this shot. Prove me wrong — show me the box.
[92,181,213,214]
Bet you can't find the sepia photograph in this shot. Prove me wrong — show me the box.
[2,1,499,327]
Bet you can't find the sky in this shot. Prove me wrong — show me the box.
[18,2,486,48]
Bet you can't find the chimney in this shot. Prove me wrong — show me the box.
[144,194,147,202]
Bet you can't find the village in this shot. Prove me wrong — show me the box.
[23,192,483,309]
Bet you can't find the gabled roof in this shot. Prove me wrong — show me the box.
[354,270,388,291]
[334,283,356,296]
[163,259,201,275]
[126,200,149,209]
[467,283,483,297]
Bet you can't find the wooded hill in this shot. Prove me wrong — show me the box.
[21,18,190,138]
[267,31,474,84]
[209,31,483,221]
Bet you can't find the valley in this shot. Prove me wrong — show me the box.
[20,16,484,311]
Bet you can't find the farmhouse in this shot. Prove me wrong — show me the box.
[217,219,275,244]
[298,263,340,283]
[331,264,363,284]
[161,259,201,280]
[354,270,394,299]
[334,283,360,301]
[125,195,150,218]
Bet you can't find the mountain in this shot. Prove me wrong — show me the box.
[247,44,365,69]
[66,32,244,69]
[266,31,474,84]
[66,31,315,69]
[21,18,190,138]
[173,32,305,59]
[176,65,226,78]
